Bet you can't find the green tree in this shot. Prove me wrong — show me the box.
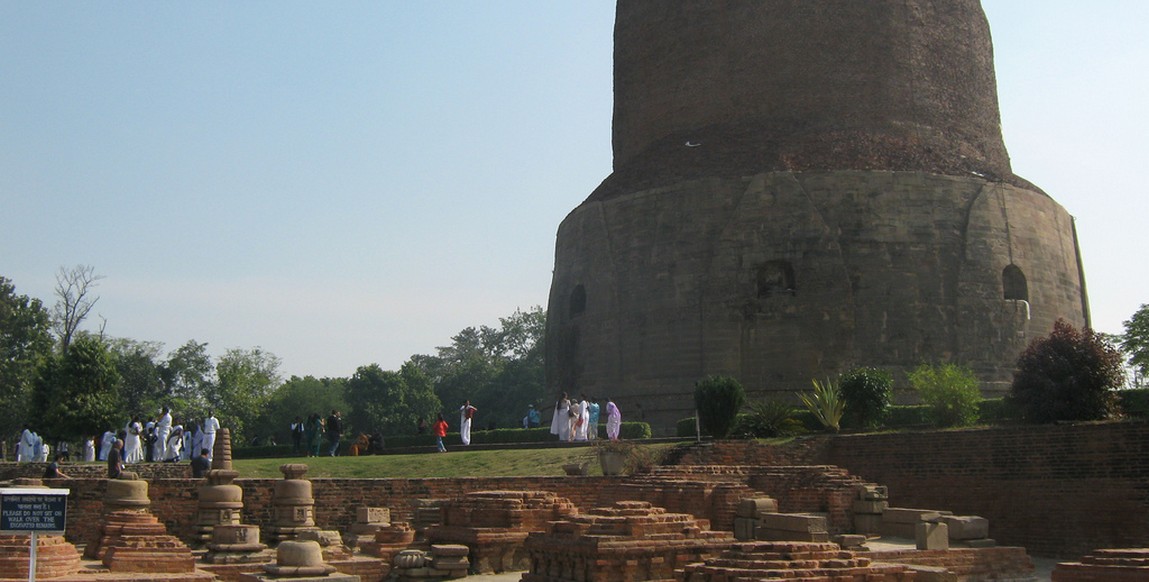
[694,375,746,439]
[258,375,348,443]
[1120,304,1149,387]
[1011,319,1124,423]
[159,340,215,418]
[32,335,123,441]
[212,347,282,444]
[107,338,166,417]
[0,276,54,439]
[839,367,893,429]
[908,363,981,427]
[345,363,441,437]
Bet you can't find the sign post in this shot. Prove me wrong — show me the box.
[0,488,69,582]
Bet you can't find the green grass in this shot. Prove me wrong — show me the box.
[230,443,678,479]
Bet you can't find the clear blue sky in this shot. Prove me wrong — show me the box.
[2,2,1146,379]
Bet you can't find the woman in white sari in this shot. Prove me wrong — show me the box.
[549,392,571,442]
[123,417,144,464]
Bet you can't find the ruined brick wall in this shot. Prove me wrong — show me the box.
[682,422,1149,558]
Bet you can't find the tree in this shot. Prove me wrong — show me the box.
[32,335,123,441]
[1120,304,1149,387]
[51,265,104,352]
[345,363,441,437]
[159,340,215,417]
[1010,319,1124,423]
[839,367,893,429]
[212,347,282,443]
[106,338,166,417]
[0,276,54,439]
[908,363,981,427]
[694,375,746,439]
[257,375,348,443]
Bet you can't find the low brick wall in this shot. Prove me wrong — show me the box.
[681,421,1149,558]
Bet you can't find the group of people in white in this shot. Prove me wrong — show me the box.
[550,392,622,442]
[15,408,221,465]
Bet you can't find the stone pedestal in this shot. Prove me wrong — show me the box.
[347,507,390,551]
[0,534,82,580]
[83,476,197,573]
[520,501,731,582]
[203,524,274,565]
[426,490,577,574]
[267,464,317,545]
[236,540,360,582]
[196,428,244,546]
[390,544,469,582]
[362,522,416,563]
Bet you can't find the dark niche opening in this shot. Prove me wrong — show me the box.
[1003,264,1028,301]
[569,284,587,318]
[757,260,796,298]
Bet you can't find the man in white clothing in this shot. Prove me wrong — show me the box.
[156,407,173,462]
[459,401,477,445]
[202,412,220,460]
[17,426,35,462]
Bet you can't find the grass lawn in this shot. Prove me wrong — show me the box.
[231,443,679,479]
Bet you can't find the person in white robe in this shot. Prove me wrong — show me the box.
[155,407,172,462]
[202,412,220,460]
[606,399,622,441]
[458,401,477,445]
[164,425,183,462]
[99,430,116,461]
[83,436,96,462]
[549,393,571,442]
[17,426,36,462]
[181,425,193,461]
[124,417,144,464]
[575,396,590,441]
[35,437,47,462]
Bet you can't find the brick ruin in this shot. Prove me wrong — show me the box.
[545,0,1090,431]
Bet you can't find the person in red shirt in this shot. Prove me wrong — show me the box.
[433,413,449,453]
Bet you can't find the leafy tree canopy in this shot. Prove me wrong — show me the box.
[32,335,123,441]
[1121,304,1149,386]
[0,276,54,438]
[1010,319,1124,423]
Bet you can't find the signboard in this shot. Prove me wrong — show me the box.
[0,488,68,535]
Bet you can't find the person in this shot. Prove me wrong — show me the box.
[432,413,449,453]
[43,453,72,479]
[326,410,342,456]
[587,397,601,440]
[183,422,198,461]
[156,407,172,462]
[83,435,96,462]
[143,422,157,462]
[98,429,116,461]
[190,448,211,478]
[416,417,427,435]
[202,411,220,461]
[107,439,124,479]
[17,425,35,462]
[290,416,305,455]
[567,397,582,442]
[305,413,324,457]
[550,392,571,442]
[606,399,622,441]
[527,404,541,429]
[458,401,477,446]
[165,425,184,462]
[575,394,590,441]
[124,416,144,464]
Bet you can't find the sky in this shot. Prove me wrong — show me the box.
[2,2,1146,380]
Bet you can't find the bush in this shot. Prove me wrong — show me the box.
[734,399,803,438]
[1009,319,1125,423]
[839,367,892,429]
[1119,388,1149,418]
[797,378,845,432]
[694,375,746,439]
[907,363,981,427]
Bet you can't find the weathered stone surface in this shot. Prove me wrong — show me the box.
[917,522,950,550]
[941,515,990,541]
[736,497,778,518]
[546,0,1088,433]
[681,541,917,581]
